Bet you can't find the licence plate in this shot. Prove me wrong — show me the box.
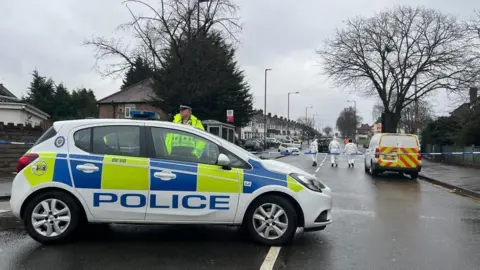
[382,155,396,160]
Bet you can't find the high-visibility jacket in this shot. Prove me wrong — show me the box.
[165,114,206,158]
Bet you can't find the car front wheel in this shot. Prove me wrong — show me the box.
[245,195,298,246]
[23,190,83,244]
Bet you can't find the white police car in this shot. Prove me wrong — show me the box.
[10,119,332,245]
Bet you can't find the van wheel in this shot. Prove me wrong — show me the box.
[370,162,378,176]
[245,195,298,246]
[23,190,82,244]
[364,161,369,173]
[410,172,419,179]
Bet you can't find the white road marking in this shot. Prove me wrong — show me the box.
[259,246,281,270]
[315,155,327,173]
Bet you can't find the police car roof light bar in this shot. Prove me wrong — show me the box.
[130,110,160,120]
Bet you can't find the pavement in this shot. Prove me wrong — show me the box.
[0,153,479,269]
[0,174,13,200]
[420,159,480,199]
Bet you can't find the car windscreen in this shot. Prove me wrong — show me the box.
[380,135,418,148]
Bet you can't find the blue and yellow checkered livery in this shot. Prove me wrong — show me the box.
[23,153,304,193]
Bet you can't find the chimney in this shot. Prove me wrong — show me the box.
[469,87,478,104]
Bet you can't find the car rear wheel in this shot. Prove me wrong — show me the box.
[369,162,378,176]
[245,195,298,246]
[23,190,82,244]
[364,160,369,172]
[410,172,419,179]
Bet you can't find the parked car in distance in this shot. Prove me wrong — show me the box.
[364,133,421,178]
[244,139,263,152]
[266,137,281,148]
[278,143,300,154]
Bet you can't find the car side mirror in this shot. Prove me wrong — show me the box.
[217,153,231,169]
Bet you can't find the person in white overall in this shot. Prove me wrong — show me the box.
[309,139,318,166]
[344,138,360,168]
[328,137,341,167]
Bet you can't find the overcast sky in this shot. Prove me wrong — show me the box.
[0,0,478,129]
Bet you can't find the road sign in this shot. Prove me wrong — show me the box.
[226,110,234,123]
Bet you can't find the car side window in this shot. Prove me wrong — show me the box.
[74,128,91,152]
[222,149,251,169]
[91,126,141,157]
[151,127,220,165]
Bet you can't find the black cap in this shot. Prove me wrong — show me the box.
[179,105,192,111]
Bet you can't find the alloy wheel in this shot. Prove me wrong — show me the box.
[252,203,289,240]
[31,198,71,237]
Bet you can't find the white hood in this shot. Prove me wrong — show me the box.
[260,159,313,176]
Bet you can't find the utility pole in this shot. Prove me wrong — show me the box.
[197,0,210,32]
[414,76,418,134]
[264,68,271,149]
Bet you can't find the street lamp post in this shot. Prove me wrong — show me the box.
[287,91,299,137]
[264,68,272,149]
[305,106,313,144]
[347,100,357,143]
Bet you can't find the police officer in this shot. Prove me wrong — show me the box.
[166,105,206,158]
[173,105,204,130]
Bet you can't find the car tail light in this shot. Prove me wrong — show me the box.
[418,153,422,160]
[17,153,39,173]
[374,148,380,158]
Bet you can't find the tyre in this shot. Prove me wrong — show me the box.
[364,161,369,172]
[410,172,419,179]
[23,190,83,244]
[245,195,298,246]
[370,162,378,176]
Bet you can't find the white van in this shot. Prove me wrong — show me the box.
[364,133,421,178]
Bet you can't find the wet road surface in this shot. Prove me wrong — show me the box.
[0,154,479,270]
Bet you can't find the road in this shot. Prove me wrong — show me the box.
[0,153,479,270]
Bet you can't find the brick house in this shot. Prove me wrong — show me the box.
[97,79,168,120]
[451,87,478,119]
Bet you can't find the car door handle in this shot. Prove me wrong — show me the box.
[154,171,177,181]
[76,164,99,173]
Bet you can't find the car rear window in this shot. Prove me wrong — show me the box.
[380,135,418,148]
[33,126,57,146]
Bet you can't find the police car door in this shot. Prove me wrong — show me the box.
[68,123,149,220]
[146,127,240,223]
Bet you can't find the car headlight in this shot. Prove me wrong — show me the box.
[289,173,326,192]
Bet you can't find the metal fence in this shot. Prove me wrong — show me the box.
[424,144,480,167]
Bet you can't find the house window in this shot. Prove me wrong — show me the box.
[125,104,136,118]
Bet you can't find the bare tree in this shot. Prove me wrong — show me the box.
[84,0,241,77]
[318,6,479,132]
[322,126,333,136]
[372,99,433,133]
[466,10,480,38]
[336,107,362,138]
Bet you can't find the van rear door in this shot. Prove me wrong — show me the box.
[378,135,420,169]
